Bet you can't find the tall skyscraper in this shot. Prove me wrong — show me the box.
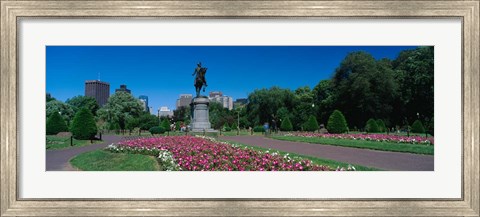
[139,95,149,112]
[115,84,131,94]
[85,80,110,107]
[176,94,193,109]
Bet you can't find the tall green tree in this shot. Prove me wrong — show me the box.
[393,46,434,126]
[313,80,335,125]
[46,112,68,135]
[70,108,97,139]
[97,92,144,131]
[125,116,140,134]
[66,95,99,115]
[138,113,159,131]
[246,86,295,127]
[292,86,315,130]
[331,52,398,128]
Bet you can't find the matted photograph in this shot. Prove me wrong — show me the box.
[46,46,434,171]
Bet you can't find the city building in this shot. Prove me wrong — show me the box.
[176,94,193,109]
[115,84,131,94]
[158,106,174,117]
[209,91,223,98]
[84,80,110,107]
[138,95,149,112]
[209,91,233,110]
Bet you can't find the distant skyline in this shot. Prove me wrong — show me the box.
[46,46,418,112]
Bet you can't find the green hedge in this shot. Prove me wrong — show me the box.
[326,110,348,134]
[46,112,68,135]
[70,108,97,140]
[411,120,425,133]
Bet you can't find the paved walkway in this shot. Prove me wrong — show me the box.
[46,135,123,171]
[220,136,434,171]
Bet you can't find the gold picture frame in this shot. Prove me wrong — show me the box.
[1,0,478,216]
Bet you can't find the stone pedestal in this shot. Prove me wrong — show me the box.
[190,97,217,132]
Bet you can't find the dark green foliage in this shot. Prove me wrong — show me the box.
[326,110,348,134]
[175,122,180,131]
[376,119,386,132]
[149,126,165,135]
[365,119,380,133]
[96,92,144,131]
[46,93,56,102]
[209,102,234,129]
[303,115,319,132]
[46,100,75,124]
[411,120,425,133]
[161,119,171,132]
[280,117,293,131]
[231,122,238,130]
[46,112,68,135]
[70,108,97,140]
[253,126,266,132]
[125,117,139,134]
[223,123,231,132]
[426,116,434,136]
[138,113,159,131]
[66,95,99,115]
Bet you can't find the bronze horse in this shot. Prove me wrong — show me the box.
[194,67,207,97]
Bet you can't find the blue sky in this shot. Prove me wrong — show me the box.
[46,46,417,112]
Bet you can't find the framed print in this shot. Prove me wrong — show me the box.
[1,0,479,216]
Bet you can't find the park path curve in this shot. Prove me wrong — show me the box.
[220,136,434,171]
[46,135,123,171]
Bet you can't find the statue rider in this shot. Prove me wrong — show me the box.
[192,62,207,87]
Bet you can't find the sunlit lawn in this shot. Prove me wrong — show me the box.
[272,136,433,155]
[46,135,102,150]
[70,149,159,171]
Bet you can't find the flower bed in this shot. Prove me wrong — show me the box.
[287,132,434,145]
[106,136,349,171]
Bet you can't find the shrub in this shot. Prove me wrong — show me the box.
[161,119,171,132]
[326,110,348,134]
[231,122,238,130]
[149,126,165,135]
[411,120,425,133]
[365,118,379,133]
[70,108,97,140]
[46,112,68,135]
[175,122,180,131]
[280,117,293,131]
[303,115,319,132]
[376,119,386,132]
[253,126,265,132]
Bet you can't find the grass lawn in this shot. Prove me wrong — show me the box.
[347,131,433,138]
[46,135,102,150]
[219,139,380,171]
[272,136,434,155]
[70,149,159,171]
